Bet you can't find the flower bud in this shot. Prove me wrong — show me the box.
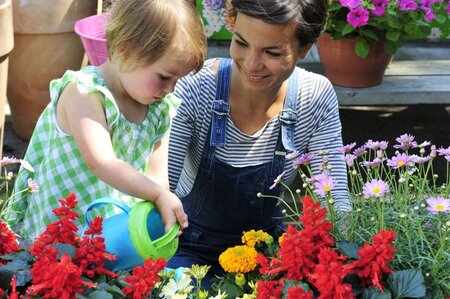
[235,273,247,287]
[257,192,262,198]
[302,183,307,188]
[400,213,407,219]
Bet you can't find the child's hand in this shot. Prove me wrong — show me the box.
[154,190,188,236]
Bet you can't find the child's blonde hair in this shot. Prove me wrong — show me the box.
[106,0,207,72]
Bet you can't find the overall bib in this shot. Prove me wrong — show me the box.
[168,59,298,287]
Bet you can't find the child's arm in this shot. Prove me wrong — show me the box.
[57,82,188,233]
[146,134,170,190]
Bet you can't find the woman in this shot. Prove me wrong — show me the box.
[168,0,350,286]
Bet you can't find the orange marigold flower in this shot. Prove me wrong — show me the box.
[242,229,271,247]
[219,245,258,273]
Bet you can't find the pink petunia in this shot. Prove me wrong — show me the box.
[362,179,390,198]
[397,0,418,11]
[347,6,370,28]
[340,0,362,8]
[426,197,450,214]
[371,0,388,16]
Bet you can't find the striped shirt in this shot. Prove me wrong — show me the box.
[169,59,350,211]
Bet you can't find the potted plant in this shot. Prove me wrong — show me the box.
[317,0,450,87]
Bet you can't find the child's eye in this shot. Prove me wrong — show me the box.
[159,74,170,80]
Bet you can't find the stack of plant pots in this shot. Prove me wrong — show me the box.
[0,0,13,157]
[7,0,98,140]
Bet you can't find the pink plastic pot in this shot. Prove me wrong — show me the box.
[74,13,108,66]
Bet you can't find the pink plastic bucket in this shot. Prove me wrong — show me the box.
[74,13,108,66]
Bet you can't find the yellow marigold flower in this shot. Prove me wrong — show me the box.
[278,232,286,244]
[219,245,258,273]
[241,230,271,247]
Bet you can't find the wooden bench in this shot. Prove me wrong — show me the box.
[303,60,450,105]
[208,41,450,106]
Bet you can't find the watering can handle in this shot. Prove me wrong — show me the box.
[154,222,181,248]
[85,197,131,223]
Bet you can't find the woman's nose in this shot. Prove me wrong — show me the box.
[244,52,263,71]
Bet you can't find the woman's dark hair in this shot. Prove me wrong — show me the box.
[229,0,327,47]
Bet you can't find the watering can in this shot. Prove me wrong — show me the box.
[85,197,180,271]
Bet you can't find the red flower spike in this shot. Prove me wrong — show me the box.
[27,254,96,299]
[0,221,20,264]
[76,216,117,278]
[6,275,18,299]
[122,258,166,299]
[287,286,314,299]
[256,279,284,299]
[346,230,396,291]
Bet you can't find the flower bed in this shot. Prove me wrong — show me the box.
[0,133,449,298]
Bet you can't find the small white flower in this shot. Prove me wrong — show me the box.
[20,159,34,172]
[400,213,407,219]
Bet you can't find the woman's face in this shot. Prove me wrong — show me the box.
[229,13,306,94]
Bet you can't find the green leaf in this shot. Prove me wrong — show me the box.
[360,29,379,42]
[81,289,114,299]
[388,269,426,298]
[341,23,356,36]
[386,31,400,42]
[355,39,370,59]
[336,241,360,259]
[52,242,76,259]
[361,287,391,299]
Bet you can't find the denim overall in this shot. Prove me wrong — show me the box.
[168,59,298,287]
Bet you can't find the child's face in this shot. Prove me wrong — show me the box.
[120,49,195,105]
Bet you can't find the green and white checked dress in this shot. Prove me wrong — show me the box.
[7,66,180,241]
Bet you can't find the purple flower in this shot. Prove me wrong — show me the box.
[347,6,370,28]
[437,146,450,156]
[398,0,418,11]
[286,151,300,161]
[426,197,450,214]
[340,0,361,9]
[447,2,450,13]
[339,142,356,154]
[394,133,417,150]
[27,178,39,193]
[353,145,367,157]
[362,158,383,167]
[387,153,411,169]
[292,153,315,168]
[409,154,431,164]
[312,172,336,196]
[269,171,286,190]
[342,154,357,167]
[415,141,432,148]
[205,0,224,10]
[362,179,390,197]
[371,0,387,16]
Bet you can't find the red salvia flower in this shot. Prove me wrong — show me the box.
[6,275,18,299]
[29,194,80,257]
[256,279,284,299]
[286,286,314,299]
[346,230,396,291]
[122,258,166,299]
[75,216,117,278]
[27,253,96,299]
[0,221,20,264]
[310,247,354,299]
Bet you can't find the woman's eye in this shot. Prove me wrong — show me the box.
[266,51,282,57]
[234,39,247,47]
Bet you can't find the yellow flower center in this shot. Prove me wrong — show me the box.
[397,161,405,166]
[373,187,381,194]
[436,204,444,211]
[323,185,331,192]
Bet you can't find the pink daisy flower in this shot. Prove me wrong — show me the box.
[426,197,450,215]
[362,179,390,198]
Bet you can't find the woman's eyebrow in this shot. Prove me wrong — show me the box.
[234,32,282,51]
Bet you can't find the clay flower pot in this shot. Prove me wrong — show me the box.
[317,33,392,88]
[0,0,14,156]
[7,0,98,140]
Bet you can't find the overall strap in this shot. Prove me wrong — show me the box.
[279,68,299,152]
[210,58,232,147]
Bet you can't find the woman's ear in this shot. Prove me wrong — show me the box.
[299,43,314,60]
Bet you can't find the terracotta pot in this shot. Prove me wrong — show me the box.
[317,33,392,88]
[0,0,14,157]
[7,0,98,140]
